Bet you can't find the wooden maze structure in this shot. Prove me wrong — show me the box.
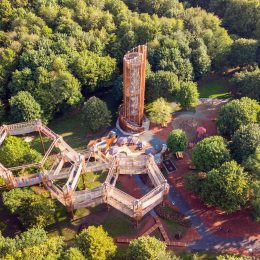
[0,121,169,222]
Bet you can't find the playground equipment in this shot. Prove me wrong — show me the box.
[0,121,169,222]
[87,131,117,154]
[118,45,150,134]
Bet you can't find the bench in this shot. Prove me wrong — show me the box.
[175,152,183,160]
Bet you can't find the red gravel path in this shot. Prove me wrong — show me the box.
[168,152,260,240]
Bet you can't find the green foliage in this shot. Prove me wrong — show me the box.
[72,50,116,93]
[62,247,85,260]
[177,81,199,110]
[145,70,180,103]
[9,91,43,123]
[231,67,260,102]
[230,124,260,163]
[146,97,172,127]
[0,227,64,259]
[127,236,171,260]
[184,172,203,194]
[150,38,194,81]
[192,136,231,172]
[82,96,111,132]
[251,181,260,222]
[167,129,188,153]
[112,75,123,103]
[190,38,211,79]
[75,225,117,260]
[201,161,249,213]
[217,97,260,138]
[0,101,6,123]
[0,136,42,168]
[229,38,258,67]
[243,146,260,178]
[3,188,56,228]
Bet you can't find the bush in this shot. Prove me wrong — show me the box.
[167,129,188,153]
[9,91,42,123]
[82,96,112,133]
[192,136,231,172]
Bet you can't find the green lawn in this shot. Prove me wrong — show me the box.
[48,112,87,150]
[198,78,231,99]
[77,171,107,190]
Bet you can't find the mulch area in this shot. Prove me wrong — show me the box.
[116,175,143,199]
[168,153,260,240]
[150,121,174,141]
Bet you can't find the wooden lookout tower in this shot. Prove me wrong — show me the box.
[118,45,149,134]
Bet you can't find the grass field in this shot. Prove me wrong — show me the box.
[198,78,232,99]
[48,112,87,150]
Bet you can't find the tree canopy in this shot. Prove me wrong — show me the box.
[217,97,260,138]
[192,136,231,172]
[0,136,42,168]
[82,96,111,132]
[177,81,199,110]
[231,67,260,102]
[9,91,43,123]
[230,123,260,163]
[127,236,171,260]
[146,97,172,127]
[167,129,188,153]
[2,188,55,228]
[200,161,249,213]
[75,225,117,260]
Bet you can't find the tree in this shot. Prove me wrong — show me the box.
[72,50,116,93]
[62,247,85,260]
[127,236,171,260]
[151,38,194,81]
[177,81,199,110]
[167,129,188,153]
[3,188,56,228]
[9,91,43,123]
[229,38,258,67]
[243,146,260,178]
[192,136,231,172]
[145,70,180,103]
[230,124,260,163]
[146,97,172,127]
[0,136,42,168]
[82,96,111,132]
[231,68,260,102]
[251,181,260,222]
[75,226,117,260]
[190,38,211,79]
[200,161,249,213]
[112,75,123,103]
[0,227,64,259]
[217,97,260,138]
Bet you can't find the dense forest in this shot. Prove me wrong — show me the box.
[0,1,260,259]
[2,0,258,124]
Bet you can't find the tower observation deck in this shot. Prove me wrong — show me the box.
[118,45,149,134]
